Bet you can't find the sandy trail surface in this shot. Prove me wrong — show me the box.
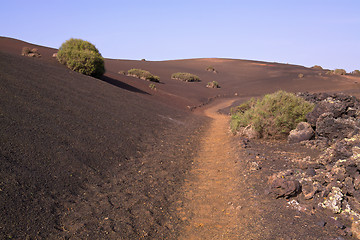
[177,99,354,240]
[178,99,251,239]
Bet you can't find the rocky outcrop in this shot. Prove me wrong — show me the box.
[316,112,360,142]
[270,93,360,237]
[297,92,360,147]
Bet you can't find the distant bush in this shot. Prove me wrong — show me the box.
[21,47,31,55]
[141,59,146,61]
[118,70,126,75]
[206,66,217,73]
[311,65,323,70]
[231,91,314,138]
[127,68,160,82]
[171,72,200,82]
[206,81,220,88]
[149,83,156,90]
[334,69,346,75]
[351,70,360,75]
[57,38,105,78]
[21,47,41,57]
[298,73,304,78]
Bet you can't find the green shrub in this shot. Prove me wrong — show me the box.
[352,70,360,75]
[21,47,41,57]
[149,83,156,90]
[171,72,200,82]
[206,66,217,73]
[334,69,346,75]
[206,81,220,88]
[57,38,105,78]
[231,91,314,138]
[230,98,257,116]
[127,68,160,82]
[21,47,31,56]
[118,70,126,75]
[298,73,304,78]
[311,65,323,70]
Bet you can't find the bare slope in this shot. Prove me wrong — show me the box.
[105,58,360,109]
[2,36,359,110]
[1,37,360,239]
[0,50,207,239]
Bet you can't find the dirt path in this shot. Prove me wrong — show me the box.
[178,99,246,239]
[177,99,354,240]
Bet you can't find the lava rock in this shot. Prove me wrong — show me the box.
[269,178,301,199]
[306,167,316,177]
[288,122,315,144]
[241,125,260,139]
[316,113,359,143]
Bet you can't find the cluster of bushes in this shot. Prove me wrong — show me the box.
[231,91,314,138]
[57,38,105,78]
[127,69,160,82]
[21,47,41,57]
[206,81,220,88]
[171,72,200,82]
[326,69,347,75]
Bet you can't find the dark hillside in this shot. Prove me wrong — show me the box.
[2,37,360,239]
[104,58,360,109]
[0,51,207,239]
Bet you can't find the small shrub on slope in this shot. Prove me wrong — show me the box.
[231,91,314,138]
[21,47,41,57]
[311,65,323,70]
[57,38,105,78]
[206,81,220,88]
[334,69,347,75]
[206,66,217,73]
[127,69,160,82]
[21,47,31,56]
[149,83,156,90]
[352,70,360,75]
[171,72,200,82]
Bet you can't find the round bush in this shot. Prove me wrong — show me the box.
[57,38,105,78]
[231,91,314,138]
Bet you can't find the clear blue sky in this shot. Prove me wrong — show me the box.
[2,0,359,71]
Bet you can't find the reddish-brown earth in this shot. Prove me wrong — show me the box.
[1,36,360,239]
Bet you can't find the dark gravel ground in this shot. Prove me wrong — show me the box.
[0,51,208,239]
[232,137,356,239]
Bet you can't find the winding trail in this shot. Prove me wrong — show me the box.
[178,99,246,239]
[177,99,347,240]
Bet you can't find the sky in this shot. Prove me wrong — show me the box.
[1,0,359,71]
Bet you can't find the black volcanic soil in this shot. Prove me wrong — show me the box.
[1,37,360,239]
[0,50,208,239]
[232,137,356,239]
